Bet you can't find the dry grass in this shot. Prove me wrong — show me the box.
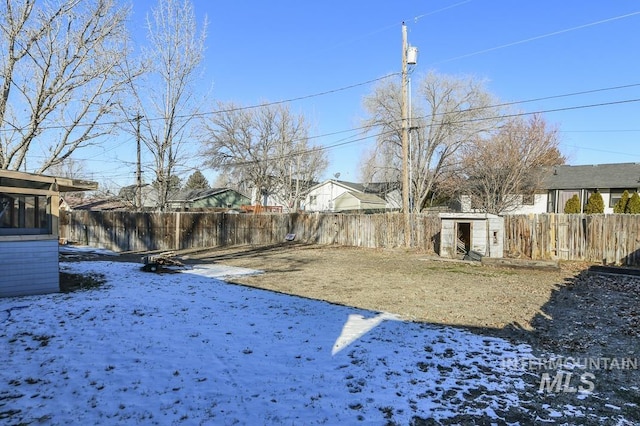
[185,243,574,330]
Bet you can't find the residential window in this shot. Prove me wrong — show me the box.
[309,195,317,204]
[609,188,637,208]
[0,194,50,235]
[547,190,556,213]
[522,194,535,205]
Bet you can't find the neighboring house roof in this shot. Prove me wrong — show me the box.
[343,192,387,204]
[66,197,129,211]
[169,188,238,202]
[167,187,251,211]
[541,163,640,190]
[307,179,399,196]
[305,179,361,194]
[334,191,386,212]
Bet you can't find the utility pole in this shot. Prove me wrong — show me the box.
[135,114,143,210]
[401,23,411,247]
[401,22,418,248]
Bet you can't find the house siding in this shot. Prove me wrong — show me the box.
[509,194,548,215]
[304,180,399,212]
[1,238,59,297]
[305,181,351,212]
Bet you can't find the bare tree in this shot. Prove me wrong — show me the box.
[275,138,328,210]
[122,0,207,210]
[361,71,500,212]
[48,157,90,200]
[0,0,132,173]
[454,114,565,214]
[200,102,328,210]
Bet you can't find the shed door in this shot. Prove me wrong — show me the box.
[456,222,471,254]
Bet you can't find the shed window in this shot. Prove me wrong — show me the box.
[0,194,50,235]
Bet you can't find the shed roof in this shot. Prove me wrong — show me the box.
[0,169,97,193]
[541,163,640,190]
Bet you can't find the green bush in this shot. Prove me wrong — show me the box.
[613,190,630,213]
[584,191,604,214]
[627,192,640,214]
[564,194,581,213]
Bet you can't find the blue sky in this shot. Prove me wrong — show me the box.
[87,1,640,189]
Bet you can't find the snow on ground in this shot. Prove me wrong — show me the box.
[0,259,592,424]
[58,245,120,257]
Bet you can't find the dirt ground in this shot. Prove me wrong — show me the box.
[180,243,571,330]
[66,242,640,423]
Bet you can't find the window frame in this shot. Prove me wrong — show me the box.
[0,193,51,236]
[609,188,637,208]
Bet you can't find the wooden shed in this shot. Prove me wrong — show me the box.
[0,170,97,297]
[438,212,504,259]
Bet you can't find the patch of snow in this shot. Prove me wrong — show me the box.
[59,244,119,256]
[183,263,263,280]
[0,260,616,424]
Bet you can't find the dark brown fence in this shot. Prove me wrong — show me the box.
[60,211,640,265]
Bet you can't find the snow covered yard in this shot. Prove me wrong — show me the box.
[0,260,629,424]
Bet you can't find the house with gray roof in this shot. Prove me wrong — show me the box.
[461,163,640,215]
[167,188,251,211]
[303,179,400,212]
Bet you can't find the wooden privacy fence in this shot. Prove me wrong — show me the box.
[504,214,640,265]
[60,211,640,265]
[59,211,442,253]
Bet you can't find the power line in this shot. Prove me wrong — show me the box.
[64,81,640,183]
[412,98,640,130]
[294,82,640,145]
[205,97,640,170]
[432,10,640,65]
[80,92,640,178]
[562,129,640,134]
[5,8,638,138]
[562,143,640,158]
[0,73,400,134]
[309,1,472,56]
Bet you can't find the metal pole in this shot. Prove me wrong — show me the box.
[401,23,411,247]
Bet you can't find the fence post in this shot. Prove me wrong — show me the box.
[175,212,181,250]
